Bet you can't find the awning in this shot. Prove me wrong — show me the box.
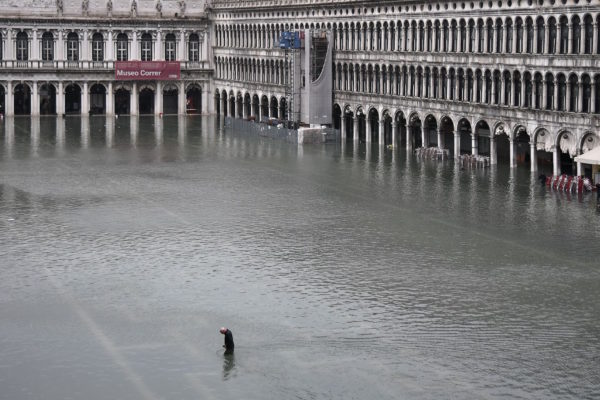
[574,146,600,165]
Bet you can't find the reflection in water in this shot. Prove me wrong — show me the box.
[222,353,236,381]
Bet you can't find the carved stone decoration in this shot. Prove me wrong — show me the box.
[178,0,186,17]
[107,0,113,17]
[130,0,138,18]
[494,124,505,136]
[56,0,63,16]
[559,131,577,157]
[156,0,162,17]
[82,0,89,16]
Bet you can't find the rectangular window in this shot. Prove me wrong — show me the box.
[141,41,152,61]
[92,40,104,61]
[165,41,176,61]
[42,40,53,61]
[189,41,199,62]
[67,40,78,61]
[117,41,128,61]
[17,39,28,60]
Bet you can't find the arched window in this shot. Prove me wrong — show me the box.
[141,33,153,61]
[460,20,467,52]
[486,19,493,52]
[524,72,532,108]
[557,74,566,111]
[116,33,128,61]
[67,32,79,61]
[435,21,441,52]
[42,32,54,61]
[16,31,28,61]
[506,19,513,53]
[582,75,592,113]
[451,20,457,52]
[526,18,534,53]
[572,16,581,54]
[516,18,523,53]
[443,21,449,52]
[92,33,104,62]
[569,74,578,112]
[493,71,501,104]
[496,19,503,53]
[189,33,200,62]
[546,73,555,110]
[584,16,594,54]
[548,18,557,54]
[164,33,176,61]
[503,71,511,106]
[559,17,569,54]
[536,18,545,54]
[468,20,475,52]
[513,72,521,106]
[534,73,543,109]
[477,19,484,52]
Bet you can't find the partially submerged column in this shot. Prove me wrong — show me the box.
[490,136,497,165]
[378,119,384,146]
[454,132,460,158]
[353,117,359,142]
[471,134,478,156]
[392,122,398,148]
[530,142,537,172]
[553,147,560,175]
[509,139,516,168]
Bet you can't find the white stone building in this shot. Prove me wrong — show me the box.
[0,0,211,116]
[211,0,600,176]
[2,0,600,175]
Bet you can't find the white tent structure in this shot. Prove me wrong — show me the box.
[574,146,600,165]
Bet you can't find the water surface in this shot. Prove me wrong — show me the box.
[0,116,598,400]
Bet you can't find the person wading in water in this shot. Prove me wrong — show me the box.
[220,327,234,354]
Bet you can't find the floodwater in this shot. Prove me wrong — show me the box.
[0,116,598,400]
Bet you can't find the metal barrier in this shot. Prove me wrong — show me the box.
[224,117,339,144]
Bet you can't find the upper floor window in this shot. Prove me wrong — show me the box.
[67,32,79,61]
[188,33,200,62]
[165,33,176,61]
[141,33,153,61]
[116,33,128,61]
[16,32,28,60]
[92,33,104,61]
[42,32,54,61]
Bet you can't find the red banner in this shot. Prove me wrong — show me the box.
[115,61,180,81]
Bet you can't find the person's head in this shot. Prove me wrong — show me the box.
[219,327,228,334]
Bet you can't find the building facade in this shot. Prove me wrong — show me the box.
[2,0,600,175]
[0,0,211,117]
[212,0,600,176]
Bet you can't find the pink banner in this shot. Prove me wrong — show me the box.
[115,61,180,81]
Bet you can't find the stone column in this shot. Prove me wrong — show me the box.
[592,80,597,113]
[31,82,39,116]
[131,82,138,115]
[421,125,427,148]
[107,30,114,62]
[509,139,516,168]
[500,77,506,105]
[490,136,497,165]
[392,122,398,148]
[57,81,64,116]
[544,22,550,53]
[566,82,571,111]
[178,81,186,115]
[82,82,89,116]
[474,24,480,52]
[379,119,384,146]
[467,24,472,52]
[454,132,460,158]
[155,30,162,61]
[179,30,186,61]
[353,117,359,142]
[437,128,443,150]
[57,30,64,62]
[578,82,584,112]
[593,23,598,55]
[131,31,138,60]
[567,24,573,54]
[521,73,526,107]
[6,82,13,116]
[32,29,39,61]
[472,134,478,156]
[155,81,162,115]
[553,147,560,175]
[512,24,517,54]
[542,79,548,109]
[107,82,114,116]
[533,23,538,53]
[202,85,209,114]
[530,142,537,172]
[340,113,346,141]
[406,125,412,150]
[366,118,372,143]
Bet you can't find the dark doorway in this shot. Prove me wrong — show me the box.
[139,88,154,115]
[90,84,106,115]
[163,88,178,115]
[65,84,81,115]
[115,88,130,115]
[14,84,31,115]
[186,87,202,114]
[39,84,56,115]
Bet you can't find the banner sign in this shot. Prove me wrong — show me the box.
[115,61,180,81]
